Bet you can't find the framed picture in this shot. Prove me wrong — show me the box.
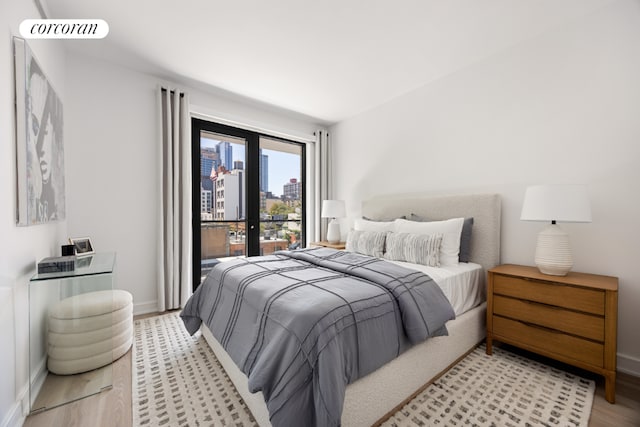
[69,237,94,257]
[14,37,66,225]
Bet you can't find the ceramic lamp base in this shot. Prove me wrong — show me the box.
[326,219,341,244]
[534,223,573,276]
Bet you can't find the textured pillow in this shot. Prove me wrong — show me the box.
[345,230,387,258]
[410,214,474,263]
[394,218,464,266]
[384,232,443,267]
[354,218,395,233]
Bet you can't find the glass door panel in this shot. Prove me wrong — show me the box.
[259,137,304,253]
[199,130,247,279]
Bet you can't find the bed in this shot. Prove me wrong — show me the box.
[182,193,501,427]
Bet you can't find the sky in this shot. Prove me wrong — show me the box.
[201,137,301,197]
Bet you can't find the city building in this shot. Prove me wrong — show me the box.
[201,147,218,192]
[260,149,269,193]
[283,178,301,201]
[201,186,212,214]
[213,167,245,220]
[216,141,233,171]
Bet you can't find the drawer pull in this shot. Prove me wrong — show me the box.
[516,319,561,334]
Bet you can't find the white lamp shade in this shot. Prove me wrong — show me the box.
[520,185,592,223]
[321,200,346,218]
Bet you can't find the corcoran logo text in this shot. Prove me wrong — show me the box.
[20,19,109,39]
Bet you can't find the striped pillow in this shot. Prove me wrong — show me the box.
[345,230,387,258]
[384,232,443,267]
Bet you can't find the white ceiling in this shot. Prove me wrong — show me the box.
[44,0,613,124]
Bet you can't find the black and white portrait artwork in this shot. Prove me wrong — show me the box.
[14,37,65,225]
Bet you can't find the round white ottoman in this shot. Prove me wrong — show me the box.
[47,289,133,375]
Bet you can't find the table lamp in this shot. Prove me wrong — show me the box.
[520,185,592,276]
[321,200,345,244]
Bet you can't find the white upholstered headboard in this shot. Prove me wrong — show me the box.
[361,193,501,273]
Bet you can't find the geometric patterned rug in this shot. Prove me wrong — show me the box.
[133,312,594,427]
[132,312,257,426]
[381,345,595,427]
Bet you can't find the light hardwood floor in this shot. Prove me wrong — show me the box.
[24,347,131,427]
[24,340,640,427]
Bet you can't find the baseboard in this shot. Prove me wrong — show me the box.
[1,401,25,427]
[30,356,47,403]
[618,352,640,377]
[1,384,28,427]
[134,300,158,316]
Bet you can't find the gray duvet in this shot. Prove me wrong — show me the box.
[181,247,455,427]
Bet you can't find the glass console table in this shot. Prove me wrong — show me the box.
[29,252,116,413]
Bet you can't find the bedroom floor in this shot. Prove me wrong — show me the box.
[498,344,640,427]
[23,322,640,427]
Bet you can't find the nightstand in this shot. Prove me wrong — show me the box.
[310,241,346,250]
[486,264,618,403]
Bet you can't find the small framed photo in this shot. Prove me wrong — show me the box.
[69,237,94,257]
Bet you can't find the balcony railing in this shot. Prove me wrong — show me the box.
[200,220,302,280]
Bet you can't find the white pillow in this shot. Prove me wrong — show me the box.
[353,218,395,232]
[394,218,464,266]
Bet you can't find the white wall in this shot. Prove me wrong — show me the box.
[64,53,321,314]
[64,54,159,314]
[331,0,640,375]
[0,0,67,424]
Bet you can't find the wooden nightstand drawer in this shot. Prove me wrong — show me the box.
[493,274,605,315]
[493,316,604,367]
[493,295,604,341]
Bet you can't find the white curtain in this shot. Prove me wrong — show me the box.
[314,130,331,241]
[157,86,192,311]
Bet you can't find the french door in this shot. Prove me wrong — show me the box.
[191,119,305,289]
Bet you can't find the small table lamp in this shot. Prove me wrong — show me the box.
[520,185,592,276]
[321,200,346,244]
